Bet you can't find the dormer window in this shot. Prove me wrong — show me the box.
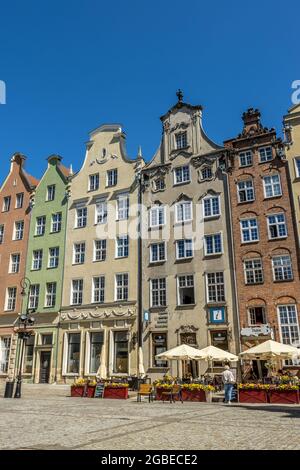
[175,131,187,150]
[201,167,213,181]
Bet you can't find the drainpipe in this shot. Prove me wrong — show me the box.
[137,166,143,377]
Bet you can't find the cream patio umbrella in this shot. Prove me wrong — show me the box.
[196,345,239,377]
[239,340,300,360]
[155,344,205,378]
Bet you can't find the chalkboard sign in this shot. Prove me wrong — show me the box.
[94,383,105,398]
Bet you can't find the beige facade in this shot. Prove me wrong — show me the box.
[284,104,300,246]
[57,124,143,383]
[141,95,239,380]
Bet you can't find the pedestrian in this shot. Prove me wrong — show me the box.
[222,365,235,404]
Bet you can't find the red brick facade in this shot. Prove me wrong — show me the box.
[225,109,300,350]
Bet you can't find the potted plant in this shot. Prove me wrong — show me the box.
[71,378,87,397]
[103,382,129,399]
[269,384,299,404]
[181,384,207,402]
[154,382,173,401]
[238,383,269,403]
[85,380,97,398]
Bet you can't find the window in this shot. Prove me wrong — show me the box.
[240,218,259,243]
[29,284,40,309]
[0,337,11,373]
[14,221,24,240]
[152,333,167,367]
[48,247,59,268]
[201,167,213,180]
[47,185,56,201]
[259,146,273,163]
[150,242,166,263]
[154,178,165,191]
[117,194,129,220]
[45,282,56,307]
[51,213,62,233]
[204,233,222,255]
[294,158,300,178]
[150,278,166,307]
[206,272,225,303]
[248,307,266,326]
[89,332,104,373]
[239,150,252,167]
[94,239,106,261]
[203,196,220,218]
[278,305,300,346]
[41,334,52,345]
[15,193,24,209]
[175,131,187,149]
[76,207,87,228]
[244,259,263,284]
[115,274,129,301]
[267,213,287,239]
[72,279,83,305]
[95,200,107,224]
[237,180,255,203]
[89,173,99,191]
[177,275,195,305]
[66,333,81,374]
[92,276,105,303]
[113,331,129,374]
[0,225,4,244]
[10,253,20,273]
[116,236,129,258]
[176,239,193,259]
[175,201,192,222]
[6,287,17,311]
[32,250,43,270]
[149,206,165,227]
[272,255,293,281]
[35,216,46,236]
[3,196,11,212]
[107,169,118,187]
[23,335,34,374]
[73,243,85,264]
[263,175,282,198]
[174,165,190,184]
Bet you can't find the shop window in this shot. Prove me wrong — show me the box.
[152,333,167,367]
[23,335,35,374]
[89,332,104,374]
[210,331,228,351]
[113,331,129,374]
[66,333,81,374]
[0,337,11,373]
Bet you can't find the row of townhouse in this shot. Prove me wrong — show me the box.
[0,93,300,384]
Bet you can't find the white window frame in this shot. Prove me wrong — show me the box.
[277,304,300,348]
[0,224,4,244]
[259,146,273,163]
[9,253,20,273]
[48,247,59,268]
[89,173,99,191]
[62,331,82,376]
[5,287,17,311]
[45,282,56,308]
[203,195,220,219]
[263,174,282,198]
[94,239,107,262]
[0,336,12,374]
[35,216,46,236]
[73,242,86,265]
[200,167,213,181]
[15,193,24,209]
[32,249,43,270]
[29,284,40,309]
[248,306,267,326]
[239,150,253,167]
[75,207,87,228]
[294,157,300,178]
[117,194,129,221]
[237,180,255,203]
[175,131,188,150]
[116,235,129,258]
[51,212,62,233]
[3,196,11,212]
[206,272,225,303]
[106,169,118,187]
[272,255,293,282]
[115,273,129,301]
[174,165,190,185]
[14,221,24,240]
[240,218,259,243]
[176,239,193,260]
[244,258,264,285]
[149,206,165,228]
[95,200,107,225]
[267,213,287,240]
[177,274,195,306]
[150,242,166,263]
[71,279,83,305]
[47,184,56,201]
[150,278,167,308]
[204,233,223,256]
[92,276,105,303]
[175,201,193,223]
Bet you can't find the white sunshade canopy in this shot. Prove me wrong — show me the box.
[196,345,238,362]
[155,344,205,361]
[239,340,300,360]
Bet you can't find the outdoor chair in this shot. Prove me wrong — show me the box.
[137,383,154,402]
[161,384,183,404]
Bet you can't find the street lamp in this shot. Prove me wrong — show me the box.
[13,277,35,399]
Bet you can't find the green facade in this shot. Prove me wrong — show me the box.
[21,156,69,383]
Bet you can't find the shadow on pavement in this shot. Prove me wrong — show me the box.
[234,404,300,418]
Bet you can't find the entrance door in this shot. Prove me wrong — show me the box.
[39,351,51,383]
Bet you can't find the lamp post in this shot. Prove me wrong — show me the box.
[14,277,35,399]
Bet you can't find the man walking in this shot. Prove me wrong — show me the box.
[222,365,235,404]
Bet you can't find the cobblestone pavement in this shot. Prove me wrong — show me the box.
[0,385,299,450]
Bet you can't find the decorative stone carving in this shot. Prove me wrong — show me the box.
[60,307,136,321]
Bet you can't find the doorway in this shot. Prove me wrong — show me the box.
[39,351,51,383]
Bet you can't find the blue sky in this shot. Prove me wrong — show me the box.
[0,0,299,180]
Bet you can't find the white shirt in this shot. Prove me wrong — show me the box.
[222,369,235,384]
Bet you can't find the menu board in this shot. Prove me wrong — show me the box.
[94,383,105,398]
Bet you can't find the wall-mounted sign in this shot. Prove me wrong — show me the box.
[143,310,150,322]
[209,306,225,324]
[240,325,272,338]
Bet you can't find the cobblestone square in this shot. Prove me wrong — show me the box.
[0,386,299,450]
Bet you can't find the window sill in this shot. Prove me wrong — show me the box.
[173,180,191,187]
[149,260,166,266]
[237,200,255,205]
[203,215,221,221]
[239,164,253,169]
[204,252,223,258]
[268,236,288,241]
[149,306,167,312]
[263,195,283,201]
[175,304,196,310]
[174,257,193,263]
[47,266,58,270]
[273,278,294,283]
[241,240,259,245]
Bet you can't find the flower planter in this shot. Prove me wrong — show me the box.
[155,387,178,401]
[269,390,299,405]
[71,385,85,397]
[85,386,96,398]
[181,389,206,402]
[238,389,268,404]
[103,387,128,399]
